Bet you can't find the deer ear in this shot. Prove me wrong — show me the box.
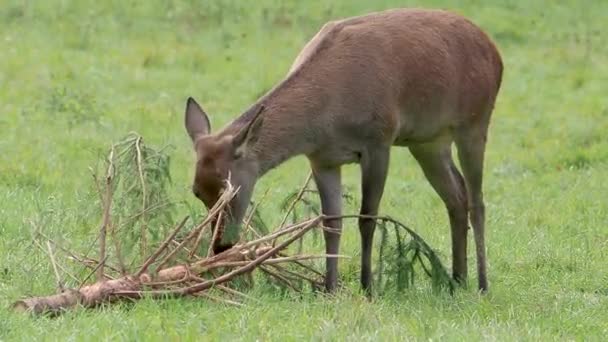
[185,97,211,142]
[232,104,265,150]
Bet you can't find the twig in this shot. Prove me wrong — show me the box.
[158,222,206,270]
[195,292,244,307]
[188,221,211,259]
[62,250,120,276]
[90,170,105,211]
[188,274,258,303]
[46,256,80,285]
[135,136,148,257]
[242,189,270,239]
[78,256,109,290]
[31,237,80,286]
[43,241,64,292]
[291,260,324,277]
[277,251,325,277]
[377,221,388,291]
[204,180,239,258]
[185,254,344,270]
[207,210,224,257]
[216,284,261,303]
[260,266,300,292]
[172,240,202,261]
[158,209,221,269]
[136,216,189,277]
[37,232,121,277]
[325,214,425,242]
[98,146,115,281]
[277,171,312,230]
[159,184,239,268]
[269,264,322,286]
[265,254,348,263]
[414,251,433,278]
[240,217,319,250]
[244,222,262,240]
[110,221,127,275]
[116,201,174,230]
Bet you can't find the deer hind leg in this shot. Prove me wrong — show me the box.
[455,124,489,292]
[409,141,469,286]
[358,148,390,296]
[311,165,343,292]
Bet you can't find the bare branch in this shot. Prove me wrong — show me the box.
[206,210,224,258]
[277,171,312,230]
[260,266,300,291]
[36,232,120,278]
[159,184,239,268]
[172,240,202,261]
[242,188,270,239]
[240,217,319,250]
[79,256,109,290]
[188,220,211,259]
[98,146,115,281]
[45,241,64,293]
[136,216,189,277]
[110,221,127,275]
[135,136,148,257]
[216,284,261,303]
[195,292,244,307]
[269,264,322,286]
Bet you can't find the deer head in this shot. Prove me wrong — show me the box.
[184,97,264,253]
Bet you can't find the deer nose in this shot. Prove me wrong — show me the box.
[192,187,202,200]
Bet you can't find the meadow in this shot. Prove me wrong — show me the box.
[1,0,607,340]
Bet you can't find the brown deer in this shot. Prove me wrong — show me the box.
[184,8,503,294]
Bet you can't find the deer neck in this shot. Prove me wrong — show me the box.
[227,75,327,177]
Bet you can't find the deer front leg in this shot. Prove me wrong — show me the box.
[311,165,343,292]
[359,148,390,296]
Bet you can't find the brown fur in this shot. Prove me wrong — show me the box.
[185,8,503,292]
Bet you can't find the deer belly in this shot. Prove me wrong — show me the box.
[393,108,459,146]
[308,142,362,168]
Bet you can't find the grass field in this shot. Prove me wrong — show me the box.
[1,0,608,340]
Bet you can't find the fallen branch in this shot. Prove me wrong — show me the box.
[11,134,454,316]
[12,214,324,315]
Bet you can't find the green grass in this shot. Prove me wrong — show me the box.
[1,0,608,340]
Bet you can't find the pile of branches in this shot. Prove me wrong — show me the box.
[11,133,454,316]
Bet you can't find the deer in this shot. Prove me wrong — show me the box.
[184,8,503,294]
